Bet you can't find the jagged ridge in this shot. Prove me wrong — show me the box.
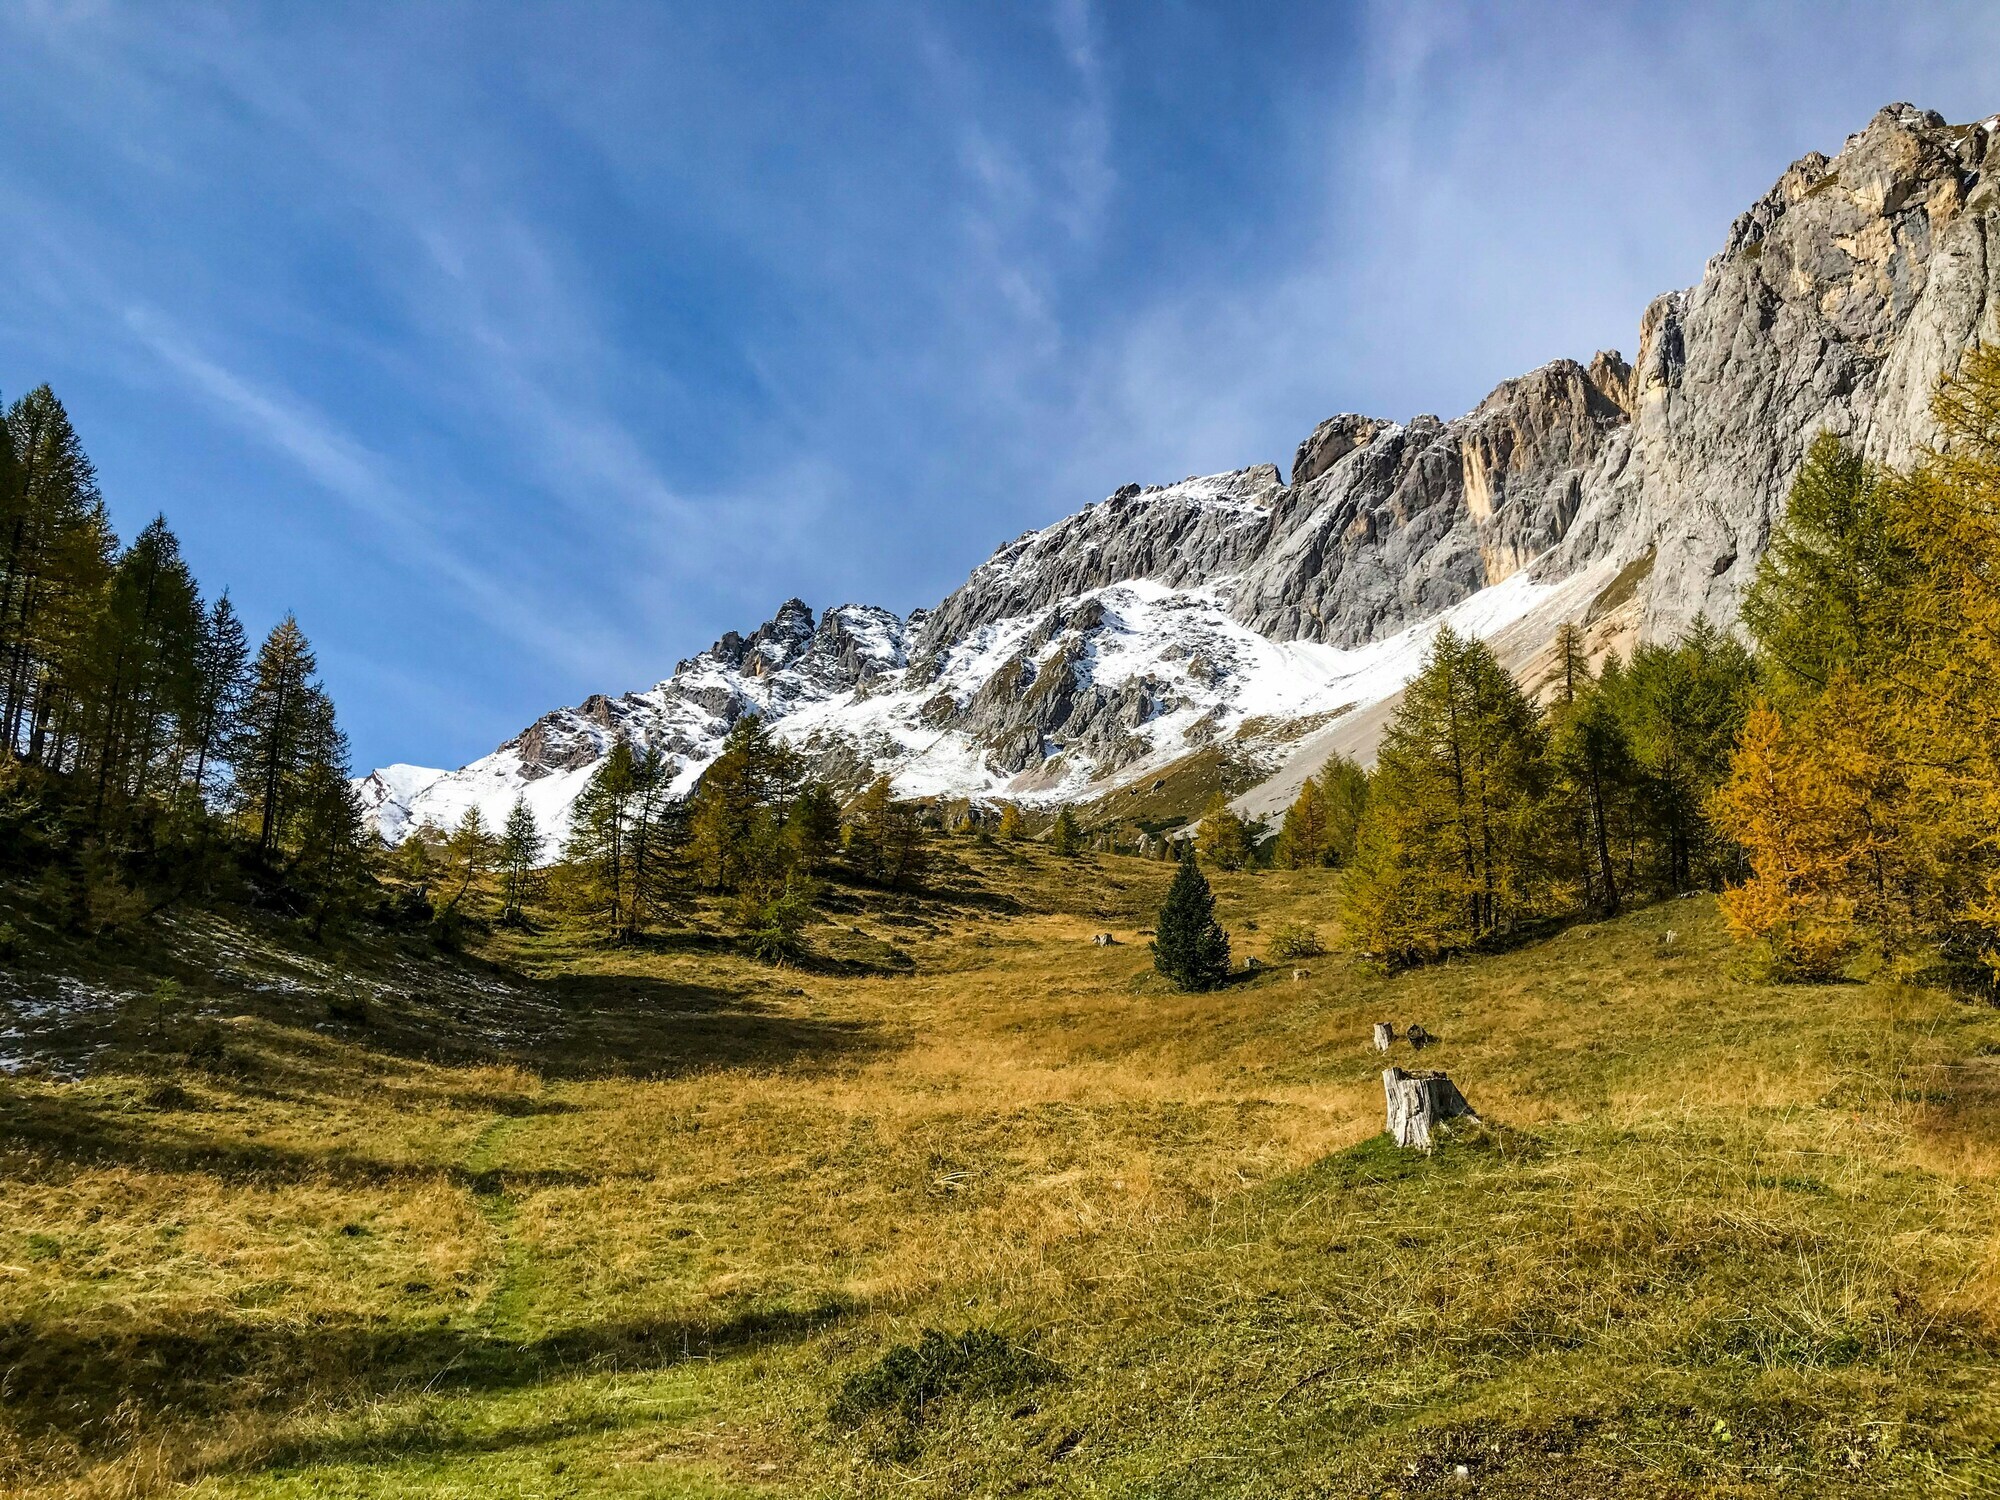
[361,102,2000,845]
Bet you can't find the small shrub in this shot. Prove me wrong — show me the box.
[141,1079,198,1110]
[427,906,469,952]
[0,921,22,963]
[183,1020,228,1070]
[1267,921,1325,960]
[830,1328,1058,1430]
[148,978,188,1040]
[84,870,148,939]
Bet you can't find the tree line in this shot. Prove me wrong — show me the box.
[1240,347,2000,988]
[0,384,366,929]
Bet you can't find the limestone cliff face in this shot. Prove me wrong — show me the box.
[1238,104,2000,649]
[1549,103,2000,637]
[1229,354,1634,647]
[362,103,2000,842]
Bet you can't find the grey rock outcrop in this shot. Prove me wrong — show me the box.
[363,102,2000,843]
[1548,103,2000,637]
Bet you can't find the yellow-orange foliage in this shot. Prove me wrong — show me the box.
[1718,345,2000,980]
[1712,682,1900,976]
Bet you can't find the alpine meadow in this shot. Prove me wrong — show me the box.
[5,13,2000,1497]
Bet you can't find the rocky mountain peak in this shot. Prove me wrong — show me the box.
[1291,413,1391,487]
[362,101,2000,848]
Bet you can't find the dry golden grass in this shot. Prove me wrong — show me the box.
[0,842,1996,1496]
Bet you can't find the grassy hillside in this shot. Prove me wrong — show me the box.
[2,844,1997,1497]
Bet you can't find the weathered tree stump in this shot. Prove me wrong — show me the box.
[1292,968,1310,983]
[1406,1022,1432,1049]
[1091,933,1116,946]
[1382,1067,1478,1151]
[1372,1022,1394,1052]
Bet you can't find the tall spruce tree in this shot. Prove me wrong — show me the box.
[1049,803,1081,856]
[0,386,116,767]
[1740,432,1913,704]
[846,775,929,889]
[440,806,499,913]
[284,697,368,935]
[1546,624,1630,917]
[562,740,642,940]
[499,797,543,924]
[686,715,798,894]
[1339,626,1550,965]
[1275,775,1329,868]
[231,616,326,856]
[1318,753,1370,865]
[1153,847,1231,991]
[184,592,249,808]
[80,515,202,819]
[1612,620,1755,893]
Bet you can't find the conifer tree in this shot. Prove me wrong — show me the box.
[79,515,202,818]
[1195,792,1255,871]
[230,616,329,857]
[1049,803,1082,856]
[1613,620,1755,893]
[846,775,929,889]
[687,715,798,894]
[996,802,1025,842]
[1740,432,1912,704]
[1153,847,1231,990]
[625,745,686,929]
[0,386,116,767]
[440,806,499,913]
[561,740,642,940]
[184,592,249,807]
[284,700,368,936]
[783,782,842,874]
[1317,753,1370,865]
[1713,346,2000,978]
[1275,776,1328,868]
[1339,627,1550,963]
[1546,624,1630,916]
[498,797,543,924]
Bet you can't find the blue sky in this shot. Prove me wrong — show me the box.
[2,1,1997,773]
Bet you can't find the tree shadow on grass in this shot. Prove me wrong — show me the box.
[0,1297,850,1453]
[0,1084,615,1190]
[193,969,894,1085]
[516,972,895,1081]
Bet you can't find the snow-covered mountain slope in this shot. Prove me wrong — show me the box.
[361,103,2000,844]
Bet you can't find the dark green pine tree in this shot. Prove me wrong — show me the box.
[1153,848,1231,991]
[1049,803,1081,856]
[230,615,323,856]
[81,514,203,819]
[499,796,544,924]
[0,386,117,766]
[284,692,369,936]
[183,591,250,808]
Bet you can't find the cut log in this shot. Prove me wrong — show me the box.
[1372,1022,1394,1052]
[1382,1067,1478,1151]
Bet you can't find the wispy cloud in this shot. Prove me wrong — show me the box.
[123,305,625,678]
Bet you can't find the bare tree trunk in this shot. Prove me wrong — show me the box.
[1372,1022,1394,1052]
[1383,1067,1478,1151]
